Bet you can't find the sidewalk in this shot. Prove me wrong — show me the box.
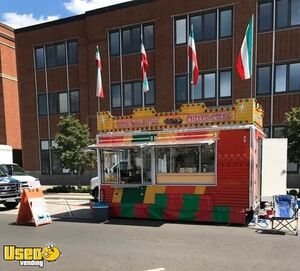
[44,193,91,200]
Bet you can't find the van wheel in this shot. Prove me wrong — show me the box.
[92,188,98,200]
[4,201,19,210]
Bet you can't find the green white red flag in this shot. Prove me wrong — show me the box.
[95,45,104,98]
[236,16,253,80]
[188,25,199,85]
[141,35,149,93]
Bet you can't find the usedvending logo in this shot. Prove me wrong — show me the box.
[3,243,61,268]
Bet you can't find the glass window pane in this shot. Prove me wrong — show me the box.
[259,2,273,31]
[204,73,216,98]
[133,82,142,106]
[122,29,131,54]
[41,140,49,150]
[51,151,62,174]
[56,43,66,66]
[171,146,200,173]
[111,84,121,108]
[273,126,285,138]
[203,12,216,40]
[110,31,120,56]
[201,143,215,172]
[291,0,300,25]
[289,63,300,91]
[124,83,132,107]
[59,92,68,113]
[275,64,287,92]
[257,66,271,94]
[145,80,155,105]
[70,91,80,113]
[156,148,171,173]
[143,24,154,50]
[276,0,289,28]
[35,47,45,69]
[220,9,232,37]
[48,93,59,114]
[220,71,231,97]
[192,75,202,100]
[131,27,141,53]
[190,15,201,41]
[46,45,56,68]
[68,41,78,64]
[38,94,47,116]
[176,18,186,44]
[175,76,187,102]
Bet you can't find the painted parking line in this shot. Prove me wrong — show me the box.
[144,268,166,271]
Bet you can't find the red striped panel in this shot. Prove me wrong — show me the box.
[134,204,148,219]
[164,209,180,220]
[167,194,183,210]
[166,186,195,194]
[195,210,212,222]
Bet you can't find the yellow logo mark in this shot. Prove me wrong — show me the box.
[3,244,61,268]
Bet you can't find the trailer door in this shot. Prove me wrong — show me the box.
[261,138,287,202]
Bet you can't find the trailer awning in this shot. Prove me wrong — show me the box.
[89,131,218,149]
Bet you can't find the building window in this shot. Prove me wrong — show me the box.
[38,94,47,116]
[111,24,154,56]
[220,9,233,38]
[175,75,187,102]
[143,24,154,50]
[203,12,217,40]
[191,76,202,100]
[263,126,271,137]
[40,140,50,174]
[145,80,155,105]
[67,41,78,65]
[258,1,273,32]
[273,126,285,138]
[275,64,287,92]
[289,63,300,91]
[39,91,79,116]
[276,0,289,28]
[175,18,187,45]
[219,70,232,97]
[291,0,300,25]
[70,90,80,113]
[204,72,216,98]
[51,140,63,175]
[46,43,66,68]
[35,40,77,70]
[260,0,300,31]
[111,84,121,108]
[257,66,271,95]
[110,31,120,56]
[35,47,45,70]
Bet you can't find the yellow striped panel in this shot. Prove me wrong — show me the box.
[194,186,206,194]
[143,186,166,204]
[112,188,123,203]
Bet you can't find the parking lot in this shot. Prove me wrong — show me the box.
[0,193,299,271]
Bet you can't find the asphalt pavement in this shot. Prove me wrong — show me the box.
[0,193,299,271]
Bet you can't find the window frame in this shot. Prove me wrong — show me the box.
[219,8,233,38]
[111,83,122,109]
[175,75,188,103]
[258,0,274,32]
[175,17,187,45]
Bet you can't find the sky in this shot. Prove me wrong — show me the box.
[0,0,133,29]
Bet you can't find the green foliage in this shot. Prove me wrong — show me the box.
[283,107,300,165]
[54,115,96,175]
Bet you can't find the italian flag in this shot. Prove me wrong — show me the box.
[236,16,254,80]
[141,36,149,93]
[95,45,104,98]
[188,25,199,85]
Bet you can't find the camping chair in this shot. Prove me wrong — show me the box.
[270,195,298,236]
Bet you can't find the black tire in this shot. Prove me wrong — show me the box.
[92,188,98,200]
[4,201,19,210]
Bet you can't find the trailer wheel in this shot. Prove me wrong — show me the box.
[4,201,19,210]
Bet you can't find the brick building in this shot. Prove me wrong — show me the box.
[0,23,22,164]
[14,0,300,186]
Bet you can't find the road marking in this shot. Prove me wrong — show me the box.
[144,268,166,271]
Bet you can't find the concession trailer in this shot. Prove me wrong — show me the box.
[91,98,285,224]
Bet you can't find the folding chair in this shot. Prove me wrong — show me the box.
[270,195,298,236]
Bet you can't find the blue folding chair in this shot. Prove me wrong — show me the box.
[271,195,298,236]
